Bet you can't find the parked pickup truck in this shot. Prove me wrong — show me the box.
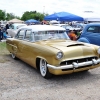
[78,23,100,46]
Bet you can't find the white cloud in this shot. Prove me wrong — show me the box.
[0,0,100,18]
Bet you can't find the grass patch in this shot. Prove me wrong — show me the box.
[0,42,10,55]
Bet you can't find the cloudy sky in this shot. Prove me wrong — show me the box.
[0,0,100,17]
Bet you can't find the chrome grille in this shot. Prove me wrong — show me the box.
[60,56,98,66]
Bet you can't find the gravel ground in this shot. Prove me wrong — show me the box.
[0,54,100,100]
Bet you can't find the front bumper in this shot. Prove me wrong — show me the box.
[47,58,100,70]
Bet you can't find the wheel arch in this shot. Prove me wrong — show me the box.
[36,56,47,71]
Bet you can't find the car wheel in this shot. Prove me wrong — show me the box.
[11,53,17,59]
[39,59,52,79]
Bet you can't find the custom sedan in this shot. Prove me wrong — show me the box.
[6,25,100,79]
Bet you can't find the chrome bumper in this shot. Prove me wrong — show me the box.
[47,59,100,70]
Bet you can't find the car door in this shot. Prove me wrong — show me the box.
[82,26,100,46]
[13,29,26,59]
[16,29,36,67]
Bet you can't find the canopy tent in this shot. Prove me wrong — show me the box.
[44,12,84,21]
[85,18,100,22]
[76,11,100,22]
[8,18,24,23]
[25,19,40,24]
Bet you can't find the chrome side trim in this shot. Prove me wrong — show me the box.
[7,43,17,48]
[47,58,100,70]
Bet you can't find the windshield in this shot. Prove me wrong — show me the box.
[34,30,69,41]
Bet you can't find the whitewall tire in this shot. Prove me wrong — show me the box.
[39,59,52,79]
[11,53,17,59]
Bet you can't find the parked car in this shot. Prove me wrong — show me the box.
[6,25,100,79]
[7,23,27,37]
[78,23,100,46]
[53,24,81,33]
[73,23,87,31]
[0,24,6,28]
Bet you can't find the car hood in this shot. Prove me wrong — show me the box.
[39,39,86,49]
[38,39,96,59]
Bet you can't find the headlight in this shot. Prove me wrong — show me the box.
[56,52,63,59]
[97,47,100,54]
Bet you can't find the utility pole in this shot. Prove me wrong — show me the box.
[43,6,45,14]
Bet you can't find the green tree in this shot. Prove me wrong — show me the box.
[21,11,46,21]
[0,10,6,20]
[6,13,20,20]
[0,9,20,20]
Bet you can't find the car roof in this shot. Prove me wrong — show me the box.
[20,25,66,32]
[87,23,100,26]
[12,23,26,26]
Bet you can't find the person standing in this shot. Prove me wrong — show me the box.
[5,24,9,30]
[5,23,9,34]
[68,30,77,41]
[0,22,1,27]
[0,27,3,41]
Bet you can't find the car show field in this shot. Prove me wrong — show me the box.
[1,0,100,99]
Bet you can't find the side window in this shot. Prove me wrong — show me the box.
[24,30,33,41]
[10,24,14,29]
[87,26,99,33]
[15,30,25,40]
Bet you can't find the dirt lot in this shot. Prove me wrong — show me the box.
[0,53,100,100]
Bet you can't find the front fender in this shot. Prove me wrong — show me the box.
[78,37,90,43]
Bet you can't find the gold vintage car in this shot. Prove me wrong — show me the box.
[6,25,100,79]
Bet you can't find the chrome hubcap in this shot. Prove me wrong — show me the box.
[11,53,15,59]
[40,59,47,77]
